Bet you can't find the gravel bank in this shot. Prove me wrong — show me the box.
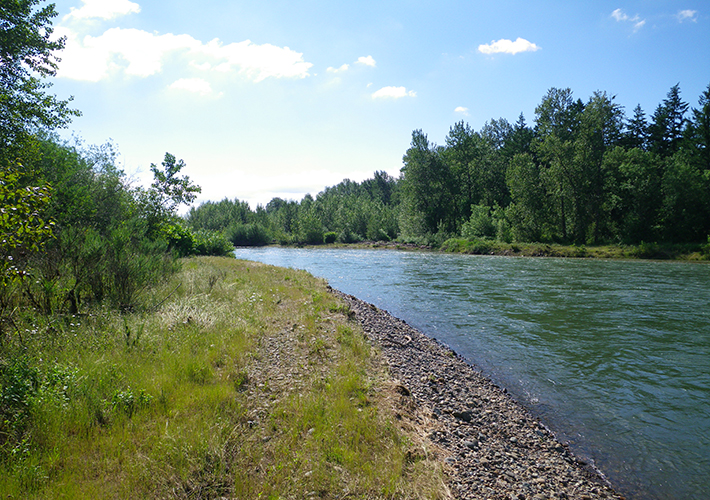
[333,288,623,500]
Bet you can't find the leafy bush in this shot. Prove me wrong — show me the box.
[192,229,234,256]
[225,223,271,246]
[324,231,338,244]
[462,204,495,239]
[163,222,195,257]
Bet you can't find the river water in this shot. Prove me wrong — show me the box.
[232,247,710,500]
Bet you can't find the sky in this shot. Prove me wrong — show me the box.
[48,0,710,210]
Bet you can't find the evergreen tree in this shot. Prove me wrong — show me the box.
[649,84,689,158]
[623,104,649,150]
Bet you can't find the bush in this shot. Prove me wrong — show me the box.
[225,223,271,246]
[324,232,338,244]
[462,204,495,239]
[163,223,195,257]
[192,230,234,256]
[337,230,361,244]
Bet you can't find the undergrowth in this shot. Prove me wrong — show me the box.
[0,257,446,499]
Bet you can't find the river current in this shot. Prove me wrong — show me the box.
[233,247,710,500]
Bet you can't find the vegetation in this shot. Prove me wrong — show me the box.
[0,1,707,496]
[186,84,710,256]
[0,257,446,498]
[0,4,447,497]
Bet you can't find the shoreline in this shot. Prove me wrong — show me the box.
[283,239,710,262]
[332,288,624,500]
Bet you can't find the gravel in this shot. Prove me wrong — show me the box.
[333,288,624,500]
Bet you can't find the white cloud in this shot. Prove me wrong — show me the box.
[202,39,313,81]
[611,9,646,32]
[169,78,213,95]
[326,63,349,73]
[371,86,416,99]
[356,55,376,67]
[477,38,540,55]
[611,8,627,22]
[55,27,313,83]
[64,0,140,20]
[677,9,698,22]
[455,106,469,116]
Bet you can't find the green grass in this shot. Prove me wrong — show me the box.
[439,237,710,260]
[0,257,446,499]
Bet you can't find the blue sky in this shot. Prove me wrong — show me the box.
[49,0,710,209]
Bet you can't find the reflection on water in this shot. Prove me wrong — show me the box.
[233,247,710,500]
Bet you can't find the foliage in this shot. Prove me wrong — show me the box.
[0,165,53,279]
[138,153,201,237]
[396,82,710,246]
[225,222,271,246]
[0,0,79,152]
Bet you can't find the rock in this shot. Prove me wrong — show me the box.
[394,384,411,396]
[453,410,473,422]
[463,440,478,450]
[333,290,624,500]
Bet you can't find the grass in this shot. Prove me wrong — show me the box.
[438,237,710,260]
[0,257,448,499]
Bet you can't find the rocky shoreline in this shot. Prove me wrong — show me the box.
[332,288,624,500]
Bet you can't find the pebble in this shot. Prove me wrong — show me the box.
[335,290,623,500]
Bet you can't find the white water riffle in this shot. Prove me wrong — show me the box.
[233,247,710,500]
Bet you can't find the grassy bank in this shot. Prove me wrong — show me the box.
[437,238,710,260]
[287,238,710,261]
[0,257,447,499]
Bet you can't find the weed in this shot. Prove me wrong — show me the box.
[111,387,152,417]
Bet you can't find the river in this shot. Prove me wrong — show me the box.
[232,247,710,500]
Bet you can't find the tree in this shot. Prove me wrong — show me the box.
[687,83,710,171]
[504,113,534,158]
[572,90,624,242]
[401,130,456,236]
[506,153,548,242]
[444,121,480,220]
[623,104,649,150]
[141,153,201,235]
[602,147,662,243]
[0,0,78,152]
[0,164,52,277]
[150,153,201,213]
[649,84,689,158]
[534,88,584,241]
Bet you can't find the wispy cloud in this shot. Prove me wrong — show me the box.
[356,55,376,67]
[677,9,698,23]
[326,64,349,73]
[611,8,646,32]
[455,106,469,116]
[477,38,540,55]
[64,0,140,20]
[54,27,313,83]
[371,86,416,99]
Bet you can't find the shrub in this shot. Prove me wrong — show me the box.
[192,230,234,256]
[225,223,271,246]
[462,204,495,239]
[337,230,361,244]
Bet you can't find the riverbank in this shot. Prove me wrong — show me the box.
[293,238,710,261]
[2,256,626,498]
[334,288,623,500]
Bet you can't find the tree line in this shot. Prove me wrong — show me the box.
[4,1,710,330]
[188,83,710,247]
